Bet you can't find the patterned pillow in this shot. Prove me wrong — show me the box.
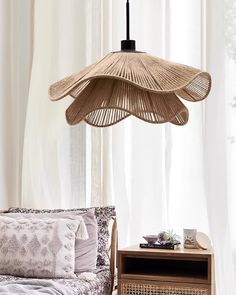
[0,216,87,278]
[3,211,98,273]
[8,206,116,266]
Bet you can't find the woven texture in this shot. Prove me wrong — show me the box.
[49,52,211,127]
[121,282,208,295]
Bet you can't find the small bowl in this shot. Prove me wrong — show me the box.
[143,235,158,244]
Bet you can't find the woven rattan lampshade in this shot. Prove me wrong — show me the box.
[49,1,211,127]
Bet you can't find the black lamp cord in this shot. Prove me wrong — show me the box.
[121,0,136,51]
[126,0,130,40]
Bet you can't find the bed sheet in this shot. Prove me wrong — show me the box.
[0,266,111,295]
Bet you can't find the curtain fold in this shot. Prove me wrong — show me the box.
[0,0,33,208]
[204,0,236,292]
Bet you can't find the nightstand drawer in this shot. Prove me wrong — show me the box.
[120,280,210,295]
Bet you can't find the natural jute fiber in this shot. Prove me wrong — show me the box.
[49,52,211,127]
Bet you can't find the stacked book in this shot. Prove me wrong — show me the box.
[139,242,180,250]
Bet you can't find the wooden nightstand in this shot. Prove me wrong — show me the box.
[118,245,214,295]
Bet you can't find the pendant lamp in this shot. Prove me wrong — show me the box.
[49,0,211,127]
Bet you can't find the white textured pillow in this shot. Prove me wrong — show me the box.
[4,211,98,273]
[0,216,88,278]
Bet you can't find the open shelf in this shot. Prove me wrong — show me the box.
[122,256,208,281]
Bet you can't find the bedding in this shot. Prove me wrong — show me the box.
[3,210,98,273]
[4,206,116,294]
[0,266,111,295]
[0,279,73,295]
[8,206,116,267]
[0,216,88,279]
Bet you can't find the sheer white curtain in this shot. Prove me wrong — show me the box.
[1,0,236,293]
[108,1,236,294]
[109,0,209,245]
[21,0,111,209]
[0,0,33,208]
[225,0,236,287]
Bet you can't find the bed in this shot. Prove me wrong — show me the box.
[0,206,117,295]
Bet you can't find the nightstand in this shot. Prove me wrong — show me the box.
[118,245,214,295]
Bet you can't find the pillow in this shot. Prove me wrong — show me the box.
[4,211,97,273]
[8,206,116,266]
[0,216,87,278]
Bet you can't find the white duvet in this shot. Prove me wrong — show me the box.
[0,279,73,295]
